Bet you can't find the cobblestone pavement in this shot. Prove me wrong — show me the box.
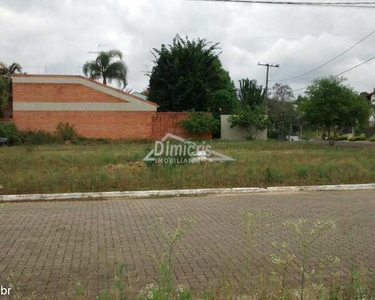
[1,190,375,299]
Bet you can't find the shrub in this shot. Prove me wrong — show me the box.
[363,127,375,139]
[0,122,17,138]
[57,122,77,141]
[229,105,270,139]
[72,137,110,145]
[334,135,348,141]
[0,122,19,145]
[264,166,283,183]
[370,136,375,142]
[349,134,366,142]
[180,112,218,136]
[18,130,60,145]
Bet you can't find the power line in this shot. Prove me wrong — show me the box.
[335,54,375,76]
[189,0,375,8]
[272,27,375,82]
[291,54,375,92]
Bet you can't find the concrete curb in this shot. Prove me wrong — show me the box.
[1,184,375,202]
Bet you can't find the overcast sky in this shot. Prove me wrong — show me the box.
[1,0,374,97]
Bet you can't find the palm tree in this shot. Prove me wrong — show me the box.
[82,50,128,89]
[0,62,22,79]
[0,62,22,117]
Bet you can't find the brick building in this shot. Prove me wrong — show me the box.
[9,74,201,140]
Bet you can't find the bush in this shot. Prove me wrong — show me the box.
[180,112,218,136]
[334,135,348,141]
[18,130,60,145]
[363,127,375,139]
[72,136,110,145]
[349,134,366,142]
[57,122,77,141]
[369,136,375,142]
[0,122,19,145]
[0,122,63,145]
[229,106,269,140]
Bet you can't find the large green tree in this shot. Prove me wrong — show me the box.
[83,50,128,89]
[148,35,237,112]
[300,76,371,145]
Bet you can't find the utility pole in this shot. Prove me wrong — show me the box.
[258,62,279,115]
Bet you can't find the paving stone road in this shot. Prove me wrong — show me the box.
[0,190,375,299]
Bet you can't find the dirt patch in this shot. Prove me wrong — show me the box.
[104,164,127,172]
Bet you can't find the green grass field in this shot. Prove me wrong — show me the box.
[1,140,375,195]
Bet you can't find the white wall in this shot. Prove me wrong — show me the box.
[220,115,267,140]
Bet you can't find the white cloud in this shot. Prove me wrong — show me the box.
[0,0,374,95]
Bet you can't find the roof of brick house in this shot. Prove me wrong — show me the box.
[12,74,158,111]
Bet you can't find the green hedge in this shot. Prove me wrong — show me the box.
[0,122,60,145]
[349,135,366,142]
[0,122,19,145]
[334,136,348,141]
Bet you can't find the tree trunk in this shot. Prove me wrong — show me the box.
[289,122,292,141]
[103,76,107,85]
[327,125,335,146]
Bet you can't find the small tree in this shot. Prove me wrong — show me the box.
[271,83,294,102]
[238,78,265,109]
[268,98,300,140]
[300,76,371,145]
[229,106,269,139]
[180,112,218,138]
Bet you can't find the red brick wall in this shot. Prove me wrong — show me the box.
[13,83,127,103]
[12,79,212,140]
[13,111,155,140]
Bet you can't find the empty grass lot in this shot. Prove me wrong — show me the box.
[1,140,375,195]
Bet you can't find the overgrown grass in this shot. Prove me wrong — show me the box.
[1,140,375,194]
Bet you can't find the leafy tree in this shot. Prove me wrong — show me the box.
[300,76,371,145]
[148,35,237,112]
[228,79,269,139]
[238,79,265,109]
[180,111,219,137]
[271,83,294,101]
[268,98,299,140]
[229,106,269,139]
[82,50,128,89]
